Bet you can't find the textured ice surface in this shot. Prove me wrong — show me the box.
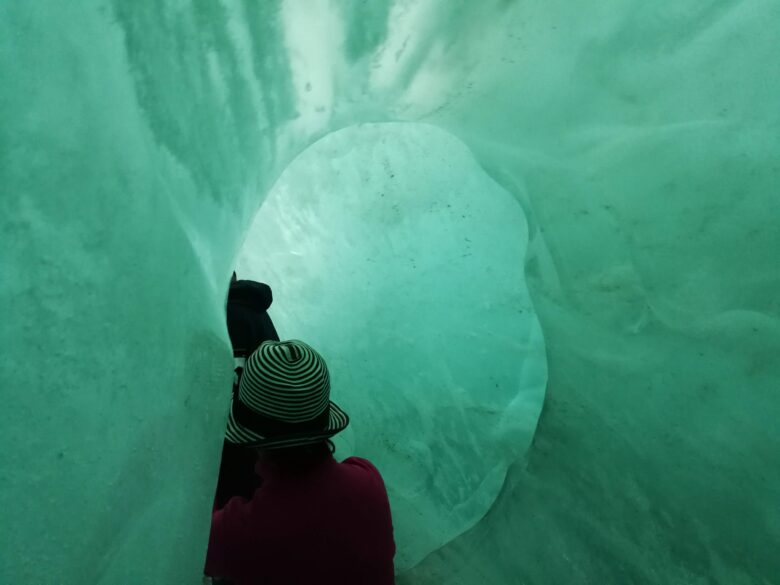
[236,122,546,568]
[2,1,779,584]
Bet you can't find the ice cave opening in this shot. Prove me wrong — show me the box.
[234,121,548,570]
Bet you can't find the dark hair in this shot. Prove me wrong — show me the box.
[261,439,335,469]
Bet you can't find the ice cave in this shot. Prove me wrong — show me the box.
[1,1,778,584]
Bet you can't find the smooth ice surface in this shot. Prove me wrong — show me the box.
[236,122,546,568]
[2,1,779,584]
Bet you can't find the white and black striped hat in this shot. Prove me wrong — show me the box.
[225,340,349,449]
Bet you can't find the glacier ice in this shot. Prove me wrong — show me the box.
[1,0,779,584]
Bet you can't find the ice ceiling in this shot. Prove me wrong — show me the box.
[1,1,779,584]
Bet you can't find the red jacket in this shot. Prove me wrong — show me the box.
[205,455,396,585]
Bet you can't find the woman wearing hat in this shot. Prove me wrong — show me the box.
[205,340,396,584]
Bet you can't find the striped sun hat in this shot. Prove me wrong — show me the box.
[225,340,349,449]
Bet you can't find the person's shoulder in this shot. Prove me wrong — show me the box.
[338,457,393,522]
[339,456,387,486]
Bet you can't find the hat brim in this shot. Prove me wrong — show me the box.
[224,399,349,449]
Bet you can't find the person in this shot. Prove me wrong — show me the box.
[205,339,396,585]
[214,273,280,509]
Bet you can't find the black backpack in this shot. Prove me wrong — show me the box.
[226,277,280,392]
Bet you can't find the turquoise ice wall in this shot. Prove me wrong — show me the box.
[1,1,779,584]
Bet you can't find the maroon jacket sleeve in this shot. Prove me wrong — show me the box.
[342,457,397,581]
[204,495,252,579]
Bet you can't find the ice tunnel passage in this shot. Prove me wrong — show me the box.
[2,0,780,584]
[234,122,548,569]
